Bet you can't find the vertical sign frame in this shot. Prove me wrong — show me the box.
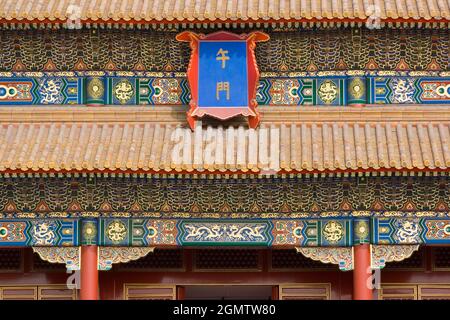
[176,31,269,130]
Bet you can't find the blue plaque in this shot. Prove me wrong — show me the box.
[198,41,248,108]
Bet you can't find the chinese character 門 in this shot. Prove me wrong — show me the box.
[216,82,230,100]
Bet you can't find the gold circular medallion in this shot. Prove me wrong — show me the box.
[350,78,365,99]
[113,79,134,104]
[106,220,127,243]
[87,78,104,99]
[323,221,344,243]
[354,220,369,239]
[318,80,338,104]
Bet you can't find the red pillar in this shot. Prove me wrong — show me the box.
[353,244,373,300]
[80,245,99,300]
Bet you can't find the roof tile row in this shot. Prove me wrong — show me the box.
[0,121,448,173]
[0,0,448,23]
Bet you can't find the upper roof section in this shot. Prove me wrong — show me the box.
[0,0,449,28]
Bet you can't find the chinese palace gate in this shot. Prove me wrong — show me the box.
[0,0,449,301]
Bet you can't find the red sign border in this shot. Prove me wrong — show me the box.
[176,31,269,130]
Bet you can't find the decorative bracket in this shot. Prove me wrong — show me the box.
[33,247,81,271]
[296,247,354,271]
[371,244,420,269]
[33,247,155,271]
[98,247,154,271]
[296,244,421,271]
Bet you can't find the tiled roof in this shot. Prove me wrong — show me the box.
[0,106,448,174]
[0,0,448,24]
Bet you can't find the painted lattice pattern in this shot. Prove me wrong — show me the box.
[116,249,184,270]
[194,249,262,270]
[383,246,425,270]
[0,249,22,271]
[0,177,447,247]
[433,247,450,269]
[270,249,336,270]
[32,249,67,271]
[0,29,447,73]
[0,176,448,217]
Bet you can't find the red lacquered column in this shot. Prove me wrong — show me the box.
[353,244,373,300]
[80,245,99,300]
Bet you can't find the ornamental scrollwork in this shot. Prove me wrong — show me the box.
[180,222,270,244]
[395,219,421,244]
[98,247,155,271]
[32,247,80,270]
[371,244,420,269]
[31,220,58,245]
[318,80,338,104]
[113,79,134,104]
[296,247,353,271]
[106,220,127,243]
[33,247,155,271]
[322,221,344,243]
[38,78,64,104]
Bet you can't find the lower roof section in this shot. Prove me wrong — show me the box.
[0,106,448,174]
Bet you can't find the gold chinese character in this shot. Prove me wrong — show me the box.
[216,48,230,69]
[216,82,230,101]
